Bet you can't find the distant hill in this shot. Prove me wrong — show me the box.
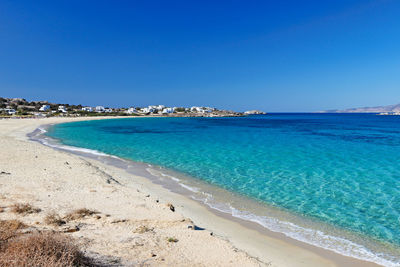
[320,103,400,113]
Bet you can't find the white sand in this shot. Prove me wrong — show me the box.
[0,117,379,266]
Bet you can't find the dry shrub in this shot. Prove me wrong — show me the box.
[167,237,178,243]
[0,232,90,267]
[11,203,41,215]
[0,220,26,243]
[0,207,4,213]
[134,225,153,234]
[45,212,66,226]
[64,208,97,221]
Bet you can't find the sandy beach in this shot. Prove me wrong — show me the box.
[0,117,381,266]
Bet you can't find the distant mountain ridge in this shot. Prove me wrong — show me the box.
[320,103,400,113]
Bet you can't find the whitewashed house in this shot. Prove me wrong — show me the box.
[142,106,157,113]
[39,105,50,111]
[58,106,67,113]
[190,106,213,113]
[104,108,113,113]
[162,107,175,114]
[126,107,139,114]
[95,106,105,113]
[190,106,200,112]
[82,107,93,112]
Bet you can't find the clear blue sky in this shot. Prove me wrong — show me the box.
[1,0,399,112]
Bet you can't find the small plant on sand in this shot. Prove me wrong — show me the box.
[134,225,153,234]
[11,203,41,215]
[44,212,66,226]
[0,231,91,267]
[167,237,178,243]
[64,208,98,221]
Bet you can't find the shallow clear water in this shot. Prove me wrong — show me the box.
[46,114,400,265]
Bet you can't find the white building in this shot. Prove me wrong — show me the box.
[141,106,157,113]
[162,107,175,114]
[39,105,50,111]
[190,106,200,112]
[82,107,93,112]
[190,106,213,113]
[157,105,165,111]
[104,108,113,113]
[58,106,67,113]
[126,107,139,114]
[95,106,105,113]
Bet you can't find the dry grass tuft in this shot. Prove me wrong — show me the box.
[44,212,66,226]
[134,225,153,234]
[11,203,41,215]
[0,220,26,243]
[167,237,178,243]
[64,208,98,221]
[0,231,90,267]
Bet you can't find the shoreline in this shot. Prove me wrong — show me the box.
[0,117,383,266]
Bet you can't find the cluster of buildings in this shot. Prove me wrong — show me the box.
[124,105,215,115]
[81,106,114,113]
[1,97,247,117]
[378,112,400,116]
[31,104,217,116]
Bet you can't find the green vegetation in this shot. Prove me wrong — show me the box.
[167,237,179,243]
[175,107,186,112]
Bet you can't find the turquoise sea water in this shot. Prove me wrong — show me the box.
[46,114,400,265]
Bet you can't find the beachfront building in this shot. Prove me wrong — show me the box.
[104,108,113,113]
[58,106,67,113]
[190,106,201,112]
[39,105,50,111]
[190,106,212,113]
[82,107,93,112]
[141,106,156,114]
[126,107,139,114]
[162,107,175,114]
[95,106,105,113]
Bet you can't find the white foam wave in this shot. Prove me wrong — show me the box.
[38,127,47,133]
[39,138,110,157]
[146,169,201,193]
[178,183,200,193]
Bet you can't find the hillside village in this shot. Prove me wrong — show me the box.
[0,97,250,118]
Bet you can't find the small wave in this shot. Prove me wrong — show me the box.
[178,183,200,193]
[38,137,110,157]
[38,127,47,133]
[147,168,200,193]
